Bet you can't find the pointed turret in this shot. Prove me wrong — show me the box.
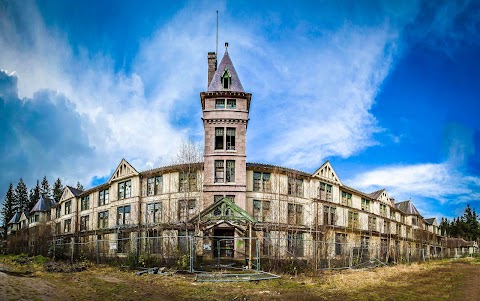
[207,45,244,92]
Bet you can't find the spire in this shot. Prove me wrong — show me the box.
[207,44,244,92]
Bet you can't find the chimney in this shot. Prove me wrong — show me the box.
[207,52,217,87]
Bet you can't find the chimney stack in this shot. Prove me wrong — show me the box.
[207,52,217,87]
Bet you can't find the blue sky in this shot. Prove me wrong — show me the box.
[1,0,479,221]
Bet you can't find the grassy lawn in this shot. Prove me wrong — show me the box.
[1,255,479,301]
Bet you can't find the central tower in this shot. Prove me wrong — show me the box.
[200,45,252,210]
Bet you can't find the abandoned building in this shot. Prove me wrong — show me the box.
[7,45,474,266]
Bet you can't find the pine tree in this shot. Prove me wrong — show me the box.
[53,178,64,202]
[28,180,41,211]
[15,178,29,213]
[1,183,16,227]
[76,181,84,191]
[41,176,51,199]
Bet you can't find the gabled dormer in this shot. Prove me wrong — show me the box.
[109,158,139,183]
[312,161,342,186]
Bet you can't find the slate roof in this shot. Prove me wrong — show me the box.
[8,212,21,224]
[246,162,311,177]
[368,189,386,200]
[66,185,83,197]
[30,196,56,213]
[395,200,421,216]
[424,218,436,225]
[207,51,245,92]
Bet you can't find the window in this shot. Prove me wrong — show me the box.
[380,204,387,216]
[178,230,194,254]
[287,232,304,257]
[368,216,377,231]
[80,215,89,231]
[341,191,352,206]
[146,175,163,196]
[384,220,391,234]
[390,210,396,220]
[147,202,161,224]
[226,160,235,182]
[226,128,236,150]
[64,219,71,233]
[99,188,109,206]
[117,205,131,226]
[118,231,129,253]
[396,223,402,236]
[55,206,61,218]
[214,160,235,183]
[179,172,197,192]
[253,200,271,222]
[81,195,90,211]
[221,69,231,89]
[288,177,304,197]
[361,198,370,211]
[412,216,418,226]
[253,172,271,192]
[288,203,303,225]
[178,200,196,221]
[147,229,162,254]
[348,211,359,228]
[55,223,61,235]
[98,211,109,229]
[215,160,224,182]
[263,231,272,256]
[319,182,332,200]
[335,233,347,256]
[118,180,132,199]
[226,99,236,109]
[65,201,71,215]
[323,206,336,225]
[214,195,223,202]
[215,99,225,109]
[361,236,370,250]
[215,128,224,150]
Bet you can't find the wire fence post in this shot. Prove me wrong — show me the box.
[256,238,260,272]
[70,237,74,263]
[95,238,99,264]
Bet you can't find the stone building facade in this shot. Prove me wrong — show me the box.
[7,47,448,263]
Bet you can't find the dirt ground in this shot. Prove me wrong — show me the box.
[1,256,480,301]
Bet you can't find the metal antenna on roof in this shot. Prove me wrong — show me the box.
[216,10,218,60]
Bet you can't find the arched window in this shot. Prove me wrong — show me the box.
[221,68,231,89]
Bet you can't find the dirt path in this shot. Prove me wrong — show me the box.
[460,263,480,301]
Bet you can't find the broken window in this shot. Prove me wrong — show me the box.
[64,219,71,233]
[147,177,155,196]
[55,222,61,235]
[147,229,162,254]
[253,200,271,222]
[361,198,370,212]
[81,195,90,211]
[80,215,89,231]
[117,231,129,253]
[64,201,71,215]
[384,220,390,234]
[117,205,131,226]
[221,69,231,89]
[368,216,377,231]
[98,211,109,229]
[118,180,131,200]
[253,172,271,192]
[341,191,352,206]
[215,160,224,183]
[288,177,304,197]
[348,211,359,228]
[179,172,197,192]
[287,232,304,257]
[226,128,236,150]
[380,204,387,216]
[323,206,336,225]
[99,188,109,206]
[178,200,196,221]
[319,182,333,201]
[288,203,303,225]
[56,206,61,219]
[361,236,370,252]
[147,202,161,224]
[335,233,347,256]
[226,160,235,182]
[215,128,224,150]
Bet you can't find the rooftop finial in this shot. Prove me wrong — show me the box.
[225,42,228,52]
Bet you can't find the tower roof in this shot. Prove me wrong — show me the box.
[207,51,244,92]
[30,196,56,213]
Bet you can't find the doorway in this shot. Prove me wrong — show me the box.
[213,228,234,257]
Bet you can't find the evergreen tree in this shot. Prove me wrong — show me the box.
[76,181,84,191]
[15,178,29,212]
[1,183,16,227]
[53,178,64,202]
[40,176,51,199]
[28,180,41,211]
